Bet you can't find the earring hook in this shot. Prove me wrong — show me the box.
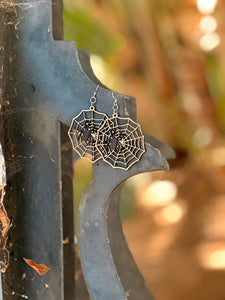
[112,91,119,117]
[112,91,117,102]
[90,85,100,110]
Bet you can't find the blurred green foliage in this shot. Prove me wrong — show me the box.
[205,53,225,130]
[73,159,92,232]
[120,183,137,221]
[64,6,123,57]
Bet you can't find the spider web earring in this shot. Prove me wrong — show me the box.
[68,85,108,163]
[96,91,145,170]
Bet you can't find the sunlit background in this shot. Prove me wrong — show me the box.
[63,0,225,299]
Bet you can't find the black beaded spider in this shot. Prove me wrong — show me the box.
[77,121,97,146]
[103,128,126,153]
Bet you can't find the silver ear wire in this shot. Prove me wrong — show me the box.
[90,85,100,110]
[112,91,117,102]
[112,91,119,117]
[68,85,108,163]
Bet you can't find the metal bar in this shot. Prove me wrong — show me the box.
[60,123,75,300]
[0,271,2,300]
[0,6,8,300]
[52,0,64,41]
[1,2,65,299]
[77,145,169,300]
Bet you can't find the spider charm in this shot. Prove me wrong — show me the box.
[68,109,108,163]
[96,116,145,170]
[77,121,97,145]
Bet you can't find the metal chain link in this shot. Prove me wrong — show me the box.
[112,91,119,117]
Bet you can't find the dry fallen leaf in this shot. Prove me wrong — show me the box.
[23,258,50,275]
[0,207,10,240]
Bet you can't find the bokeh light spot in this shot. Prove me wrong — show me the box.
[197,0,218,14]
[199,32,220,52]
[200,16,217,33]
[154,202,185,226]
[211,147,225,167]
[197,243,225,270]
[141,180,177,207]
[193,126,213,148]
[208,250,225,269]
[162,203,184,224]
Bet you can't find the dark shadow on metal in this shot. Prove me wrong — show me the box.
[108,184,156,300]
[60,123,75,300]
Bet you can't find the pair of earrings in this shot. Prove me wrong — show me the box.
[68,86,145,170]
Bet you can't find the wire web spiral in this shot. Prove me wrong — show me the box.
[96,117,145,170]
[68,109,108,163]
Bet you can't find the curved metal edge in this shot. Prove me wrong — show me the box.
[77,144,168,300]
[145,135,176,160]
[77,49,107,88]
[107,184,156,300]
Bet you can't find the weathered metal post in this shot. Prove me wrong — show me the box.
[0,0,172,299]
